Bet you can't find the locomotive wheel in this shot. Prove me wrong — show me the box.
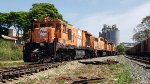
[68,56,72,61]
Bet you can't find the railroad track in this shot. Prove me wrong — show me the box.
[0,62,66,83]
[0,56,117,83]
[125,55,150,69]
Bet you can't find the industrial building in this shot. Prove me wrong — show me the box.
[99,24,120,45]
[8,29,17,37]
[0,27,23,42]
[121,42,137,50]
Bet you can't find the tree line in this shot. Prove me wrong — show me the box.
[0,3,67,37]
[133,16,150,42]
[116,14,150,54]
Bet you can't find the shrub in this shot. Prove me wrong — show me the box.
[0,39,23,61]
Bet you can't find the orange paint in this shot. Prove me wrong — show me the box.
[31,17,116,52]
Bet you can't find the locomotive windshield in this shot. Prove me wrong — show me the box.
[34,24,38,28]
[56,23,61,30]
[48,23,53,27]
[40,24,46,27]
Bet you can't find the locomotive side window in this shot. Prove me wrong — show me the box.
[63,24,67,33]
[56,23,61,30]
[95,38,98,42]
[100,38,104,41]
[86,35,91,46]
[40,24,46,27]
[68,29,72,40]
[34,24,38,28]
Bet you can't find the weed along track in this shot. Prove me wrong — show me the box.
[0,62,66,83]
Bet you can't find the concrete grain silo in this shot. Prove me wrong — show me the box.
[100,24,120,45]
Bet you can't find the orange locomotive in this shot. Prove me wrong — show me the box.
[23,17,116,62]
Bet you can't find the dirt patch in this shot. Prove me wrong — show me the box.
[72,76,104,84]
[56,76,72,81]
[78,59,119,65]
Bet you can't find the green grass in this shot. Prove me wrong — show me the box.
[0,60,25,67]
[115,63,133,84]
[0,39,23,61]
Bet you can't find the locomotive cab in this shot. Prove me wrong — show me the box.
[23,17,62,62]
[31,17,62,43]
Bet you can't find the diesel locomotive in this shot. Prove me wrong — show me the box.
[23,17,117,63]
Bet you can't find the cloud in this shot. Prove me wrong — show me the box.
[119,0,141,4]
[75,2,150,43]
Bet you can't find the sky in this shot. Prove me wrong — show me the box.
[0,0,150,42]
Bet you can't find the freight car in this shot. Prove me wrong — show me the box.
[126,37,150,58]
[23,17,117,63]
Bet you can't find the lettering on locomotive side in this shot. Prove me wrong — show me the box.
[39,27,47,38]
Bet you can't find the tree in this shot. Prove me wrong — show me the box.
[133,16,150,42]
[0,12,10,28]
[28,3,64,31]
[27,3,68,31]
[132,31,146,42]
[0,12,30,40]
[29,3,63,22]
[0,3,68,38]
[0,12,30,30]
[116,44,126,55]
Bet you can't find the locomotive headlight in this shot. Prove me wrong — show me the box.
[40,43,44,46]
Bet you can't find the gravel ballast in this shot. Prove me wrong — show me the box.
[4,55,142,84]
[124,56,150,84]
